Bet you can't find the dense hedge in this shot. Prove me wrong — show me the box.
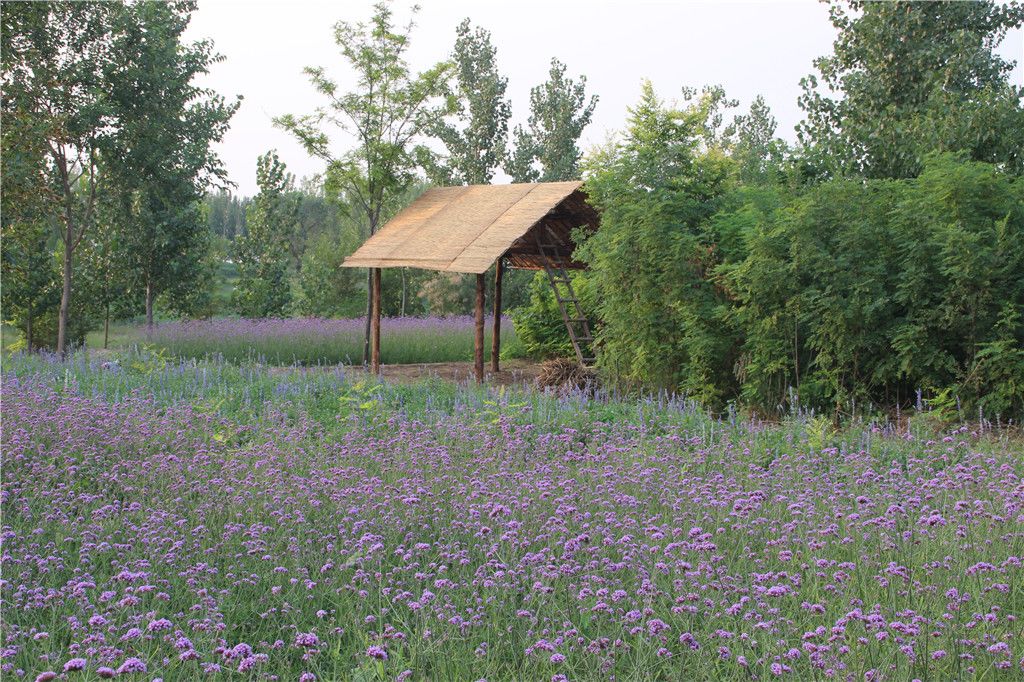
[722,155,1024,417]
[513,122,1024,417]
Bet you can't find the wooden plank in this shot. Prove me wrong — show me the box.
[474,273,485,383]
[491,259,503,372]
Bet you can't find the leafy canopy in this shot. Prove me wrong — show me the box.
[798,0,1024,179]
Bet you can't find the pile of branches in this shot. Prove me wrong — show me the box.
[536,357,598,395]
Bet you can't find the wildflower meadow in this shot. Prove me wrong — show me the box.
[2,349,1022,681]
[140,317,524,366]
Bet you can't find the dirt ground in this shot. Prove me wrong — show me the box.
[343,358,543,387]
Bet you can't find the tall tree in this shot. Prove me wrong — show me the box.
[426,19,511,185]
[106,0,238,327]
[232,151,296,318]
[275,2,452,363]
[798,0,1024,179]
[723,95,788,184]
[578,82,735,401]
[79,186,136,349]
[506,58,598,182]
[2,1,118,353]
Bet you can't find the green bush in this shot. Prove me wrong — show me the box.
[724,154,1024,416]
[509,271,585,359]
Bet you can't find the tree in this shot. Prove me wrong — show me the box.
[2,1,118,353]
[798,0,1024,179]
[723,95,788,184]
[276,2,452,364]
[79,185,137,348]
[0,221,58,351]
[426,19,511,185]
[106,0,238,327]
[506,58,598,182]
[232,151,296,318]
[577,82,735,401]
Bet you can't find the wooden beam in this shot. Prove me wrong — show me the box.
[370,267,381,375]
[491,259,503,372]
[474,272,485,383]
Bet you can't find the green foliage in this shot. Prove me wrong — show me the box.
[426,19,511,185]
[204,191,250,241]
[0,220,58,350]
[579,82,737,402]
[506,58,598,182]
[275,2,452,234]
[107,0,238,325]
[798,0,1024,179]
[1,0,119,351]
[1,0,236,346]
[275,2,453,361]
[296,232,364,318]
[723,95,788,185]
[510,272,578,359]
[724,154,1024,417]
[233,151,296,318]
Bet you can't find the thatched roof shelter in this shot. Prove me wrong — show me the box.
[343,181,598,273]
[342,181,600,381]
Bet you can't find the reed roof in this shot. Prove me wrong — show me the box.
[341,181,599,273]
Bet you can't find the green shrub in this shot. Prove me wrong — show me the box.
[510,272,579,359]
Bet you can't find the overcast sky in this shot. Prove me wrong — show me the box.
[184,0,1024,197]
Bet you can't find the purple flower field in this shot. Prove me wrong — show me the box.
[141,316,522,365]
[2,353,1023,680]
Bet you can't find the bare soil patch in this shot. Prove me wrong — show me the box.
[269,358,544,387]
[347,358,543,387]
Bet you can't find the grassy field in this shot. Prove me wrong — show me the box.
[129,316,525,365]
[2,347,1022,680]
[6,316,527,366]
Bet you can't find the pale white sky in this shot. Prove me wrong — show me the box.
[185,0,1024,197]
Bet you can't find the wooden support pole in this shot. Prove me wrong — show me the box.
[370,267,381,375]
[474,272,485,384]
[491,259,503,372]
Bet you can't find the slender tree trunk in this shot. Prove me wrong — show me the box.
[26,308,33,353]
[370,268,381,374]
[57,233,73,356]
[474,273,485,384]
[145,277,154,337]
[363,268,373,365]
[400,268,407,317]
[104,302,110,349]
[491,260,503,372]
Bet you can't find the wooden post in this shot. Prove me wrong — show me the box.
[491,259,503,372]
[474,272,485,383]
[371,268,381,375]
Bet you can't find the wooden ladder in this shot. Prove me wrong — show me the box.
[534,227,595,366]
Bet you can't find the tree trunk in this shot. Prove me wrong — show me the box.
[57,235,73,356]
[371,268,381,375]
[491,260,503,372]
[400,268,407,317]
[26,308,33,353]
[104,302,110,350]
[363,268,373,365]
[474,273,485,384]
[145,277,154,337]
